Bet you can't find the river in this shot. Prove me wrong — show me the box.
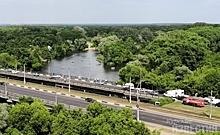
[41,50,122,82]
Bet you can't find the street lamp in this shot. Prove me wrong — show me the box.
[48,61,50,75]
[210,90,213,118]
[4,83,7,96]
[61,67,64,77]
[85,57,91,82]
[24,64,26,84]
[136,67,141,121]
[55,84,57,104]
[129,77,132,103]
[68,68,70,92]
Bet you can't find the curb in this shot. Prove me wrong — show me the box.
[7,83,136,109]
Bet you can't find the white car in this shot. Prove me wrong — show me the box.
[11,70,19,74]
[122,83,135,90]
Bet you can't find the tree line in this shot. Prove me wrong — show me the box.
[0,97,219,135]
[1,23,220,97]
[0,97,159,135]
[87,23,220,98]
[0,26,87,71]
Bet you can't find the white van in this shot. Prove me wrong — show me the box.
[122,83,134,90]
[163,89,184,98]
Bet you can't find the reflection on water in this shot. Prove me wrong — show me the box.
[41,50,123,81]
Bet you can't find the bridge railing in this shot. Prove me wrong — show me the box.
[0,90,85,110]
[0,70,162,99]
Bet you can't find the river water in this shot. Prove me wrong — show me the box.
[41,50,121,82]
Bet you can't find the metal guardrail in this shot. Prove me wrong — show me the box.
[0,90,83,110]
[0,70,162,100]
[0,69,117,85]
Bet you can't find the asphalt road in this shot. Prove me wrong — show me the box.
[0,84,219,133]
[0,71,165,99]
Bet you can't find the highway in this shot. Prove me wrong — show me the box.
[0,84,220,133]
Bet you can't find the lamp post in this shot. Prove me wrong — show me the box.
[85,57,91,82]
[61,67,64,77]
[48,63,50,75]
[129,77,131,103]
[136,67,141,121]
[210,90,213,119]
[24,64,26,84]
[55,84,57,104]
[4,83,7,96]
[68,68,70,92]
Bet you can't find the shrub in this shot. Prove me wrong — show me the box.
[150,98,174,106]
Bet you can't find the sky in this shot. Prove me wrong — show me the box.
[0,0,220,24]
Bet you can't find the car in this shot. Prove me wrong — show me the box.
[33,73,39,76]
[85,98,96,103]
[150,90,159,96]
[215,102,220,107]
[0,82,5,85]
[11,70,19,74]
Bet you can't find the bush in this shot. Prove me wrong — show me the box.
[150,98,174,106]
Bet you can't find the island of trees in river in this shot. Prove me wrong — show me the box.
[0,22,220,98]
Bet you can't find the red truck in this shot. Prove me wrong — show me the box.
[182,97,205,107]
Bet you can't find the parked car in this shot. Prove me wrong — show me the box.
[122,83,135,90]
[182,97,205,107]
[94,79,107,85]
[33,73,39,76]
[85,98,96,103]
[163,89,184,98]
[11,70,19,74]
[0,82,5,85]
[150,90,159,96]
[215,102,220,107]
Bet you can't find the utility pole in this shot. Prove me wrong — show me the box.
[4,83,7,96]
[210,90,213,119]
[55,93,57,104]
[48,60,50,75]
[61,67,64,77]
[68,68,70,92]
[89,63,90,82]
[85,57,91,82]
[137,68,141,121]
[24,64,26,84]
[129,77,131,103]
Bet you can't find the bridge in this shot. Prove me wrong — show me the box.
[0,69,162,102]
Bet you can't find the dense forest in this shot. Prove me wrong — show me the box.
[0,26,87,71]
[0,23,220,97]
[0,97,158,135]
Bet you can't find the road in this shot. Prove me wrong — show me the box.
[0,84,219,133]
[0,70,164,98]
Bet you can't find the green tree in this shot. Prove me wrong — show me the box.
[18,96,34,104]
[0,53,14,68]
[8,100,51,135]
[119,64,147,85]
[74,38,87,51]
[3,128,22,135]
[51,110,79,135]
[0,104,10,134]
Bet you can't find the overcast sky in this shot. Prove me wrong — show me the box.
[0,0,219,24]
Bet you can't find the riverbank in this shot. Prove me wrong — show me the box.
[85,42,96,50]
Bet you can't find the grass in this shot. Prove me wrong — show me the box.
[164,101,220,118]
